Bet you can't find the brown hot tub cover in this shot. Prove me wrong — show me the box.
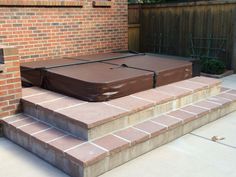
[21,58,85,86]
[44,63,153,101]
[20,53,192,102]
[106,55,192,86]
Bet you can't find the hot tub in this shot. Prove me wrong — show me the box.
[20,53,192,101]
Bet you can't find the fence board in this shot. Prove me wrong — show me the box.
[128,5,140,51]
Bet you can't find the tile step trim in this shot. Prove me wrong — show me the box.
[3,89,236,177]
[21,77,221,140]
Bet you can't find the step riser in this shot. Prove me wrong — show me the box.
[3,125,72,175]
[3,93,234,177]
[22,84,221,140]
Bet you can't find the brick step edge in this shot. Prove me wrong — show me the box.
[2,89,236,177]
[21,76,221,140]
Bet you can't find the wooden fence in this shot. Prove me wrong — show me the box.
[128,1,236,70]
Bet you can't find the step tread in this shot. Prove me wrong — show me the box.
[180,105,209,117]
[167,110,196,123]
[154,84,192,98]
[49,135,84,151]
[56,102,129,128]
[151,114,182,129]
[65,143,107,167]
[107,95,154,111]
[131,89,174,103]
[188,76,221,86]
[93,134,130,154]
[134,120,167,137]
[23,91,86,111]
[171,80,208,91]
[21,76,221,130]
[217,92,236,101]
[114,127,150,146]
[194,100,222,110]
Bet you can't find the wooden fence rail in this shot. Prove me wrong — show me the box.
[128,1,236,71]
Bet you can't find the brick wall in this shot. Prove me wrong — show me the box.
[0,0,128,63]
[0,45,22,119]
[0,0,128,120]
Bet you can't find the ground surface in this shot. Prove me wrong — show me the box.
[0,75,236,177]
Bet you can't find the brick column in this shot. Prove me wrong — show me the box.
[0,45,22,119]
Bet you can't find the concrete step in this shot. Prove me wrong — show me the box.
[21,76,221,140]
[3,88,236,177]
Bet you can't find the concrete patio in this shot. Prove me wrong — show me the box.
[0,75,236,177]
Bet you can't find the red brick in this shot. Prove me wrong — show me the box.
[194,100,221,111]
[114,127,149,146]
[168,110,196,123]
[66,143,107,167]
[189,76,221,87]
[93,134,129,154]
[134,121,167,137]
[0,1,128,63]
[151,115,182,129]
[49,135,84,151]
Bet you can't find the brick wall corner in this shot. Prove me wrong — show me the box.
[0,45,22,119]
